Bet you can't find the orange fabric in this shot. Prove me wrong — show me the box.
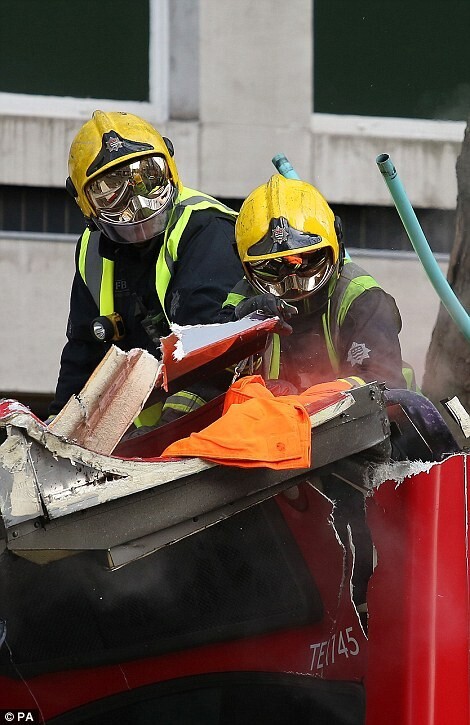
[161,375,354,470]
[222,375,353,411]
[282,378,353,411]
[221,374,275,413]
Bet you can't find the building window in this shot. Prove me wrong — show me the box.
[0,0,168,120]
[0,186,83,236]
[314,1,470,121]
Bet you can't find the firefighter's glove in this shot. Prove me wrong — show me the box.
[234,294,297,334]
[140,314,162,351]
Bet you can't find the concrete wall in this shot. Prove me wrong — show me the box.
[0,0,460,397]
[0,237,73,395]
[0,0,464,207]
[0,235,446,395]
[350,251,448,385]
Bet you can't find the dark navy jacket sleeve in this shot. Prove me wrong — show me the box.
[165,212,243,326]
[49,248,108,414]
[164,211,243,402]
[338,288,407,389]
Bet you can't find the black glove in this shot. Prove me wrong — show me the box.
[235,293,297,322]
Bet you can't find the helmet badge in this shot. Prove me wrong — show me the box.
[271,222,289,244]
[105,136,124,153]
[86,131,153,176]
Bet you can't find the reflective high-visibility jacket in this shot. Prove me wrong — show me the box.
[50,188,242,421]
[219,260,412,391]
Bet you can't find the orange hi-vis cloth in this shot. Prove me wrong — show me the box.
[161,375,354,470]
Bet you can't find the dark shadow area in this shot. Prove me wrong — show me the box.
[0,391,53,422]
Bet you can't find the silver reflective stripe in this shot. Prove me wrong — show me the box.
[164,244,175,279]
[165,203,186,236]
[83,231,103,310]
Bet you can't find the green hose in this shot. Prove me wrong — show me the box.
[376,153,470,342]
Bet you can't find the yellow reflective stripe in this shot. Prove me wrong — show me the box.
[402,367,413,389]
[167,206,192,260]
[100,258,115,316]
[156,189,238,320]
[182,391,205,404]
[402,365,420,392]
[164,403,189,413]
[179,187,238,218]
[78,228,91,283]
[338,376,366,387]
[162,391,207,415]
[337,276,380,328]
[268,333,281,379]
[163,402,193,414]
[223,292,246,308]
[134,402,163,428]
[349,376,366,386]
[79,228,114,315]
[156,205,193,318]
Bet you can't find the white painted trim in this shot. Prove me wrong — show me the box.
[0,0,169,123]
[149,0,169,119]
[312,113,466,143]
[0,94,165,121]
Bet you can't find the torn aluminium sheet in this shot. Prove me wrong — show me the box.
[0,399,214,525]
[0,400,316,568]
[0,382,391,567]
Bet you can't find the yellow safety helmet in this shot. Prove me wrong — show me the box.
[66,110,182,244]
[235,175,342,300]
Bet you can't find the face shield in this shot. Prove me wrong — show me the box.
[242,217,338,301]
[86,155,177,244]
[245,248,336,301]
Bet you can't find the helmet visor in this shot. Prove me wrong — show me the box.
[86,155,174,224]
[246,248,336,300]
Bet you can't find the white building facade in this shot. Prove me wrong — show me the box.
[0,0,465,403]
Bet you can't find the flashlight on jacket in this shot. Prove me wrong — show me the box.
[91,312,125,342]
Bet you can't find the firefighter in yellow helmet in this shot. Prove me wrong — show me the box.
[48,111,243,428]
[217,174,412,609]
[217,174,409,393]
